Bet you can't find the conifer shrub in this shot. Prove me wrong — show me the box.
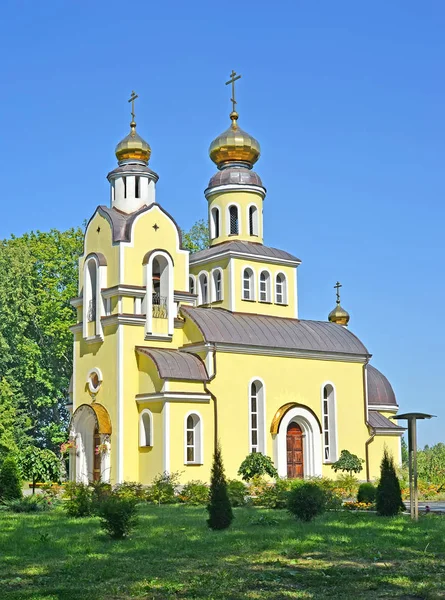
[63,481,93,517]
[357,482,377,504]
[207,443,233,530]
[97,493,139,539]
[376,449,405,516]
[179,481,209,505]
[287,482,327,522]
[0,456,22,501]
[226,479,248,507]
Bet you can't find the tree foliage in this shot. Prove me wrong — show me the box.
[376,448,405,516]
[0,455,22,501]
[331,450,364,475]
[238,452,279,481]
[207,443,233,530]
[182,219,210,253]
[18,446,61,494]
[416,443,445,487]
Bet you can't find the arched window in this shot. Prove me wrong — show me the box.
[139,410,153,447]
[259,271,271,302]
[211,207,220,239]
[249,205,259,236]
[152,257,169,319]
[212,269,223,301]
[185,413,202,464]
[275,273,287,304]
[243,268,254,300]
[189,275,196,295]
[229,205,239,235]
[86,260,97,323]
[199,272,209,304]
[250,380,265,453]
[144,250,174,337]
[322,384,337,462]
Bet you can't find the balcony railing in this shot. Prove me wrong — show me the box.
[152,293,168,319]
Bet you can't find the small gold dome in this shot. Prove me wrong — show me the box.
[115,121,151,164]
[328,304,350,326]
[209,111,260,169]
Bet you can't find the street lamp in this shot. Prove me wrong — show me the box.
[391,412,435,521]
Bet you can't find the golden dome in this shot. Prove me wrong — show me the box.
[209,111,260,169]
[115,121,151,164]
[328,303,350,326]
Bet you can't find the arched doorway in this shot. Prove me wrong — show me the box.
[69,403,112,484]
[287,422,304,478]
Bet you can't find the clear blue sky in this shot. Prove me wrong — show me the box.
[1,1,444,446]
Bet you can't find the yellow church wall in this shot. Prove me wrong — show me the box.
[81,211,120,289]
[168,401,214,483]
[367,435,402,481]
[208,190,264,245]
[167,380,207,393]
[138,401,164,484]
[189,257,230,310]
[137,353,164,394]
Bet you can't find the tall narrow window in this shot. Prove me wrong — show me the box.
[139,410,153,447]
[86,260,97,322]
[250,380,265,453]
[275,273,287,304]
[185,413,202,464]
[322,384,337,462]
[151,257,168,318]
[211,207,220,239]
[259,271,271,302]
[189,276,195,295]
[135,176,140,199]
[243,268,254,300]
[213,269,222,301]
[123,176,127,199]
[199,273,208,304]
[249,206,259,236]
[229,205,239,235]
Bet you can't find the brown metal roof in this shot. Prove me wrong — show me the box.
[189,240,301,264]
[181,307,369,356]
[136,347,209,381]
[207,167,264,189]
[368,410,404,430]
[367,364,397,407]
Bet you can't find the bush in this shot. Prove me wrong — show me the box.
[97,494,138,539]
[4,495,52,513]
[287,482,327,522]
[147,471,180,505]
[376,449,405,516]
[207,443,233,530]
[63,481,93,517]
[238,453,278,482]
[227,479,248,507]
[0,456,22,501]
[256,478,297,509]
[334,473,359,498]
[307,477,342,510]
[90,481,112,508]
[357,482,377,504]
[114,481,145,501]
[179,481,209,505]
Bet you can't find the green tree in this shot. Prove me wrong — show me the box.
[238,452,278,481]
[182,219,209,253]
[401,436,409,467]
[0,455,22,501]
[331,450,364,476]
[416,443,445,487]
[18,446,61,494]
[376,448,405,516]
[207,443,233,530]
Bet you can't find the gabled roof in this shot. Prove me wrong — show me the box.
[136,347,209,381]
[367,364,397,407]
[181,307,369,357]
[189,240,301,265]
[368,410,404,431]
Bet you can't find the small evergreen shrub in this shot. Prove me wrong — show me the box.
[226,479,248,507]
[97,494,138,539]
[207,443,233,530]
[287,482,327,522]
[4,495,52,513]
[307,477,342,510]
[0,456,22,501]
[147,471,180,504]
[357,482,377,504]
[63,482,93,517]
[256,478,297,509]
[114,481,145,501]
[238,453,278,482]
[179,481,209,505]
[376,449,405,516]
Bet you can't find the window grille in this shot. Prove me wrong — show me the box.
[229,206,239,235]
[276,273,286,304]
[243,269,252,300]
[152,293,168,318]
[259,271,270,302]
[214,271,222,301]
[186,415,195,462]
[87,299,96,322]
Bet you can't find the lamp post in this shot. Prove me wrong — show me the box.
[391,412,435,521]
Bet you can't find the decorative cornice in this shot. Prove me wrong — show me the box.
[190,249,301,268]
[204,183,266,200]
[135,391,211,403]
[368,404,399,412]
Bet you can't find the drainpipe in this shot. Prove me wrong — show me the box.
[365,431,376,482]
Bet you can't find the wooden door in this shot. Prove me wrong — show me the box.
[287,423,304,478]
[93,429,101,482]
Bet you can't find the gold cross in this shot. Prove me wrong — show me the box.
[334,281,342,304]
[128,90,138,122]
[225,70,242,113]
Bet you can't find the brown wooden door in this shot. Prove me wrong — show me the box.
[93,429,101,482]
[287,423,304,479]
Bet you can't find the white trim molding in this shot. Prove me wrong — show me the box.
[136,392,211,403]
[163,401,170,472]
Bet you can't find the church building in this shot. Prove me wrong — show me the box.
[69,78,403,485]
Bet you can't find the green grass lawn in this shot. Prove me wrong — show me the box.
[1,505,445,600]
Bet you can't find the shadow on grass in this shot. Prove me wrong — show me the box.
[1,506,445,599]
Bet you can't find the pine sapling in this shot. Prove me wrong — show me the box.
[207,443,233,530]
[376,448,405,516]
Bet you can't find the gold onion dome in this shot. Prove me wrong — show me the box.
[115,120,151,164]
[328,303,350,326]
[209,111,261,169]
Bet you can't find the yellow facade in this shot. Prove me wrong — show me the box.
[69,101,402,487]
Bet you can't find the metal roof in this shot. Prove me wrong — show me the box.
[368,410,404,430]
[367,364,397,407]
[207,167,263,189]
[136,347,209,381]
[181,307,369,356]
[189,240,301,265]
